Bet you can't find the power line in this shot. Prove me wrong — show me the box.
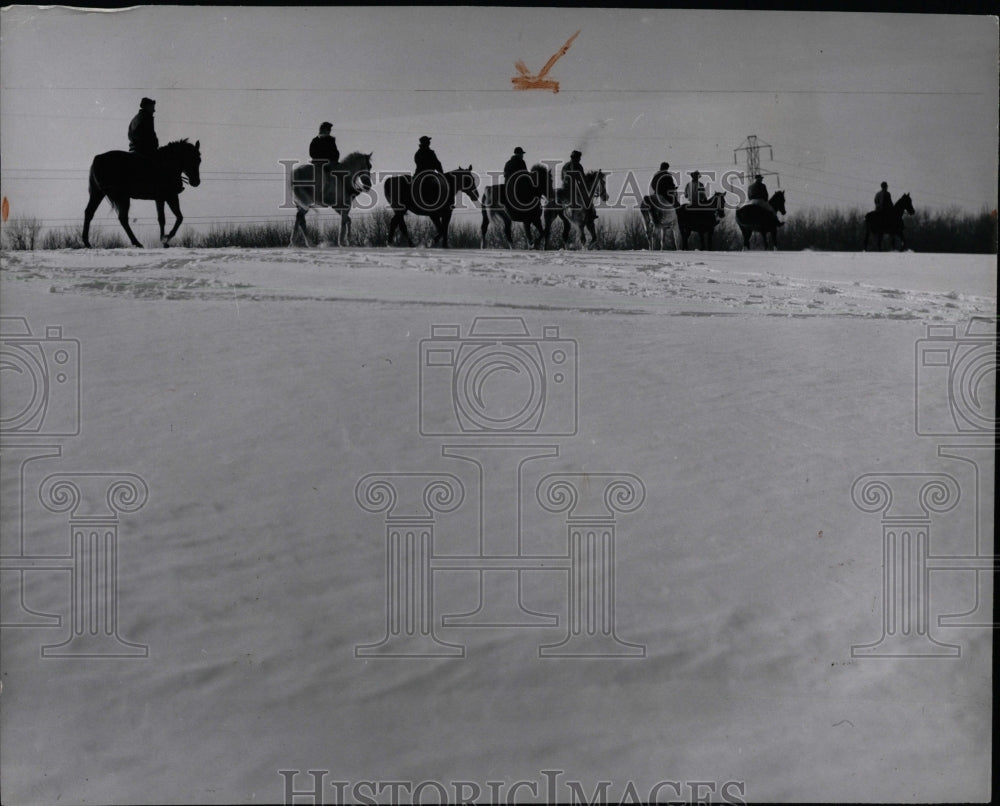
[1,86,984,97]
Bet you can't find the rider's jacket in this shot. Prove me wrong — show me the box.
[874,189,893,211]
[504,156,527,181]
[651,169,677,204]
[414,146,443,174]
[128,110,158,155]
[310,135,340,165]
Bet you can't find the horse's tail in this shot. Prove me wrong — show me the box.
[88,155,120,213]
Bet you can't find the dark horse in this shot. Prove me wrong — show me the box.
[480,164,553,249]
[83,139,201,248]
[677,191,727,250]
[544,169,609,249]
[863,193,914,251]
[289,151,373,247]
[385,167,479,248]
[736,190,787,250]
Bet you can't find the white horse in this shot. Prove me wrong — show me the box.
[289,151,373,247]
[639,195,682,250]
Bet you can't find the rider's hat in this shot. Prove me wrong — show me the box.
[140,97,155,109]
[754,174,762,180]
[570,150,582,159]
[660,162,670,170]
[419,136,432,145]
[880,181,888,189]
[319,121,333,132]
[514,147,525,155]
[690,169,700,178]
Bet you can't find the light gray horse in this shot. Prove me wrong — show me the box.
[289,151,373,247]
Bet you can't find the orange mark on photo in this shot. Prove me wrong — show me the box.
[1,197,9,223]
[512,30,580,94]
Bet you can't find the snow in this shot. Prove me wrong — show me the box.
[1,245,995,804]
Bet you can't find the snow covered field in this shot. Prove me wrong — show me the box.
[1,246,995,804]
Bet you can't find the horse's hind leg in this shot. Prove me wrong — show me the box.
[338,212,352,246]
[480,211,490,249]
[82,190,104,248]
[291,208,311,247]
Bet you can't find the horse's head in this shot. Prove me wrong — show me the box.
[170,139,201,187]
[451,165,479,202]
[713,191,727,219]
[899,193,914,215]
[589,170,608,203]
[531,164,554,198]
[770,190,787,216]
[339,152,373,193]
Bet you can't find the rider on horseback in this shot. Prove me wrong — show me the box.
[650,162,678,209]
[874,181,893,212]
[310,122,340,167]
[128,97,183,195]
[414,136,443,175]
[747,174,768,202]
[561,150,593,219]
[503,146,529,210]
[413,136,446,209]
[684,170,707,208]
[744,174,783,226]
[128,98,159,155]
[310,122,341,196]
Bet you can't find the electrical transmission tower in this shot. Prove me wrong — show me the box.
[734,135,779,188]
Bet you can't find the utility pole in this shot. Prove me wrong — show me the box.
[734,135,779,188]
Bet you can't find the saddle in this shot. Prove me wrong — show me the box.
[129,152,184,195]
[411,171,449,208]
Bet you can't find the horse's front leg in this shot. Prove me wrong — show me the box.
[337,211,351,246]
[163,196,184,246]
[480,210,490,249]
[156,199,167,246]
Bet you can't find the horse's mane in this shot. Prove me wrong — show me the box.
[160,138,195,152]
[341,151,371,166]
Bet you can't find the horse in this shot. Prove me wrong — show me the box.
[735,190,787,250]
[544,169,609,249]
[82,139,201,248]
[288,151,373,247]
[385,167,479,248]
[639,195,682,250]
[863,193,914,251]
[677,191,727,250]
[480,164,553,249]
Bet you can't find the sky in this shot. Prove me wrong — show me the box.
[1,6,997,233]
